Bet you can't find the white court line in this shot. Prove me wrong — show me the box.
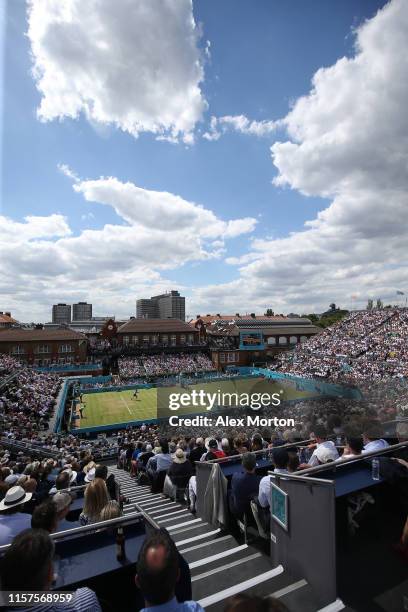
[197,566,284,608]
[120,395,132,415]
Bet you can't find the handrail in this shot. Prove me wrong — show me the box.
[0,510,144,554]
[294,440,408,477]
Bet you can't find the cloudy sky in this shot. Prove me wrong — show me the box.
[1,0,407,322]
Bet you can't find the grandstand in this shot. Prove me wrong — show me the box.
[1,315,408,610]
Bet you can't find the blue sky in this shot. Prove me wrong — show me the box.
[2,0,406,321]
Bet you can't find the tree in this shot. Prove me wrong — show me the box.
[367,299,373,310]
[376,298,383,309]
[329,303,337,312]
[264,308,274,316]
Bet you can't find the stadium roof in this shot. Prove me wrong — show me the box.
[0,328,86,342]
[118,318,196,334]
[190,314,287,326]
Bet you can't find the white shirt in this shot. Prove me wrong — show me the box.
[258,469,289,508]
[308,441,339,467]
[363,439,389,453]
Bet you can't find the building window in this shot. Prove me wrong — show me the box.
[267,337,277,345]
[220,353,226,363]
[188,334,194,344]
[36,345,50,354]
[289,336,298,344]
[11,346,25,355]
[171,335,177,346]
[132,336,139,345]
[300,335,308,342]
[180,335,186,345]
[143,335,149,346]
[227,352,236,362]
[123,336,129,346]
[151,335,158,345]
[161,335,168,345]
[59,345,73,353]
[278,337,288,345]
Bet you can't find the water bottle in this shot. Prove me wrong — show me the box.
[371,458,380,481]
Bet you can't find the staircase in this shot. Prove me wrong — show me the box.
[108,465,333,611]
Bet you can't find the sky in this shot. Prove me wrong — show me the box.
[1,0,407,322]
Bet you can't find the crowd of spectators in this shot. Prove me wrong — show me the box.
[118,353,215,379]
[271,308,408,382]
[0,365,61,434]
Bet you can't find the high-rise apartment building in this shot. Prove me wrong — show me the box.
[72,302,93,321]
[136,291,185,321]
[52,303,71,325]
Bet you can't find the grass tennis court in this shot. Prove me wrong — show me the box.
[77,376,314,429]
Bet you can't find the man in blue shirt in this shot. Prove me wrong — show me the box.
[1,528,101,611]
[136,530,203,612]
[229,453,261,518]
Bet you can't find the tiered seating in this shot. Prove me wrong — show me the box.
[107,465,321,611]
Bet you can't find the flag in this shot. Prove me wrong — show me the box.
[396,290,405,295]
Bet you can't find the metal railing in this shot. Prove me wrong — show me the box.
[0,510,144,554]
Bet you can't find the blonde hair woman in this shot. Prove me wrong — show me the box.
[79,478,109,526]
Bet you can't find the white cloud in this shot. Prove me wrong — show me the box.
[0,174,256,320]
[203,114,279,140]
[27,0,207,143]
[57,163,80,183]
[194,0,408,315]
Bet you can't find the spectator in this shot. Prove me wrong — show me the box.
[306,425,339,467]
[95,464,122,503]
[136,530,203,612]
[31,499,58,533]
[258,449,289,509]
[201,439,226,461]
[230,453,261,518]
[188,438,206,467]
[53,492,74,532]
[1,529,101,611]
[168,449,193,489]
[362,422,390,453]
[79,479,110,526]
[339,436,364,460]
[0,486,33,545]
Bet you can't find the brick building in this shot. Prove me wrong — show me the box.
[192,315,320,369]
[117,318,199,349]
[0,328,88,366]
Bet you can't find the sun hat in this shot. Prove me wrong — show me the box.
[53,491,72,513]
[4,474,19,486]
[62,468,77,484]
[84,467,96,483]
[173,449,187,464]
[0,486,32,511]
[315,446,338,464]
